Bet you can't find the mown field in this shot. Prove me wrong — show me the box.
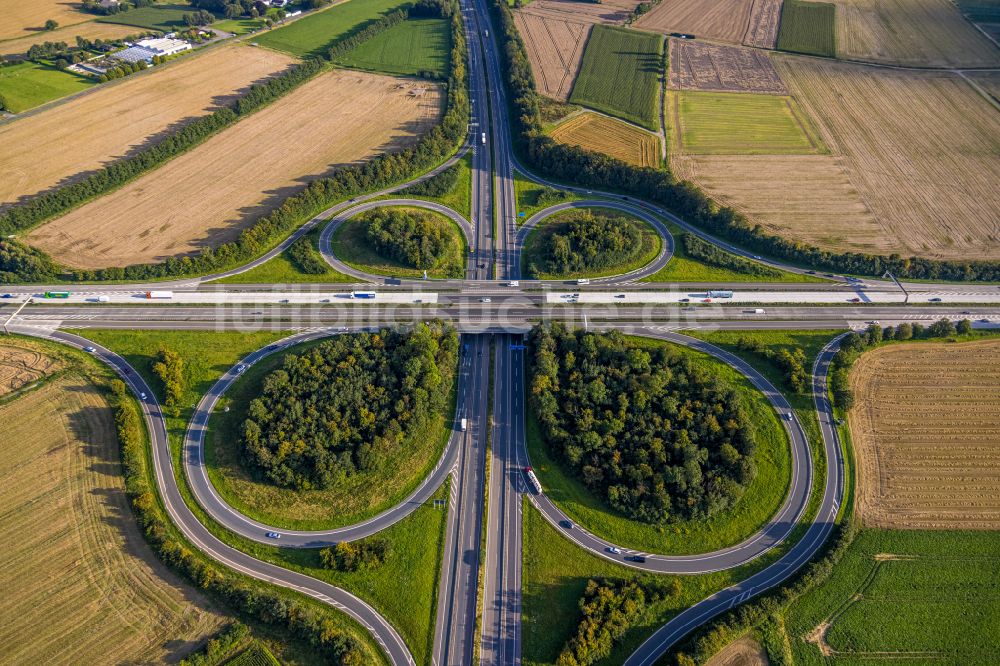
[550,112,660,167]
[824,0,1000,67]
[849,339,1000,529]
[784,529,1000,664]
[568,25,663,130]
[0,0,94,41]
[27,70,442,270]
[334,17,450,78]
[776,0,836,57]
[0,43,294,210]
[671,91,821,155]
[256,0,410,57]
[635,0,757,44]
[0,60,95,113]
[96,3,197,31]
[0,340,226,665]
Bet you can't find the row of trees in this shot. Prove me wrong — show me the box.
[735,337,809,393]
[487,0,1000,282]
[364,208,452,269]
[529,210,642,277]
[152,347,186,417]
[558,578,682,666]
[0,0,468,284]
[241,324,458,489]
[401,162,461,198]
[98,58,148,82]
[109,379,365,665]
[829,319,973,410]
[529,324,757,524]
[319,539,389,572]
[681,233,783,278]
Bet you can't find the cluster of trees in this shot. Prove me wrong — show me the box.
[488,0,1000,282]
[109,380,366,665]
[287,234,328,274]
[401,162,461,198]
[152,347,186,417]
[364,208,451,269]
[179,622,250,666]
[0,239,58,284]
[529,324,757,524]
[558,578,681,666]
[735,337,809,393]
[529,210,641,277]
[183,9,216,26]
[241,324,458,489]
[98,58,148,81]
[82,0,154,16]
[681,233,783,278]
[829,319,972,410]
[328,9,408,60]
[319,539,389,572]
[528,185,570,210]
[190,0,286,19]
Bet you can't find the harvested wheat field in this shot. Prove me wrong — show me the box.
[823,0,1000,67]
[0,44,295,210]
[0,343,63,397]
[514,0,642,100]
[551,111,661,166]
[669,39,786,94]
[0,0,93,41]
[0,352,225,665]
[743,0,783,48]
[0,20,140,57]
[636,0,759,44]
[28,71,442,269]
[706,635,770,666]
[849,340,1000,530]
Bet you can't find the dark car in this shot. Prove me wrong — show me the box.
[1,293,13,298]
[630,555,646,563]
[560,520,573,530]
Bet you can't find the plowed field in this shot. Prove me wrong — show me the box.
[669,40,787,94]
[550,112,661,166]
[848,340,1000,530]
[27,71,442,270]
[513,0,642,100]
[0,44,295,211]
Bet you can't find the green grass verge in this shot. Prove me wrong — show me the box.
[784,529,1000,664]
[202,335,456,530]
[0,60,95,112]
[777,0,836,58]
[96,3,200,30]
[513,171,585,221]
[674,91,823,155]
[569,25,663,131]
[526,335,791,555]
[393,152,473,220]
[212,227,354,284]
[331,207,466,279]
[520,208,661,280]
[334,18,450,78]
[256,0,411,58]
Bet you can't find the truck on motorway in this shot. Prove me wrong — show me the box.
[481,132,486,145]
[460,418,468,431]
[145,290,173,299]
[44,291,70,298]
[576,278,590,285]
[351,291,376,299]
[707,290,733,298]
[745,308,765,314]
[524,466,542,494]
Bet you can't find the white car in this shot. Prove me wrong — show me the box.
[84,346,97,353]
[140,392,147,400]
[265,532,281,539]
[607,546,622,555]
[237,364,247,373]
[481,297,491,303]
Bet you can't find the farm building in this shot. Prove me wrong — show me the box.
[114,38,191,64]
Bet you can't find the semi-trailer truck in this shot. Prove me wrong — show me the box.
[145,291,173,299]
[707,290,733,298]
[524,467,542,494]
[351,291,376,299]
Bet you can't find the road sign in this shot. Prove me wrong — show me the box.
[518,211,526,217]
[510,344,526,351]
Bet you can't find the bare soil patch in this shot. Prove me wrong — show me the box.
[0,362,225,665]
[550,111,660,166]
[743,0,784,48]
[27,70,442,270]
[669,39,786,94]
[513,0,642,100]
[706,635,770,666]
[0,0,94,41]
[823,0,1000,67]
[0,44,295,211]
[849,340,1000,530]
[636,0,755,44]
[0,20,139,57]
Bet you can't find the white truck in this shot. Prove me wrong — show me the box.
[745,308,765,314]
[576,278,590,285]
[460,418,468,432]
[481,132,486,145]
[145,290,173,299]
[524,467,542,494]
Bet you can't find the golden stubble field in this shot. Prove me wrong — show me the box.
[0,343,63,397]
[513,0,642,100]
[0,20,139,56]
[0,0,94,41]
[705,635,770,666]
[821,0,1000,67]
[27,70,443,270]
[674,56,1000,260]
[848,340,1000,530]
[0,44,295,210]
[0,345,225,665]
[636,0,782,47]
[550,111,661,167]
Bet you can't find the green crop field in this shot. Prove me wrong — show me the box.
[255,0,410,57]
[335,18,450,78]
[0,61,95,113]
[777,0,836,57]
[673,91,822,155]
[568,25,663,131]
[785,529,1000,664]
[97,3,199,30]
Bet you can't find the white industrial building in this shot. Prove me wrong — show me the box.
[114,37,191,64]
